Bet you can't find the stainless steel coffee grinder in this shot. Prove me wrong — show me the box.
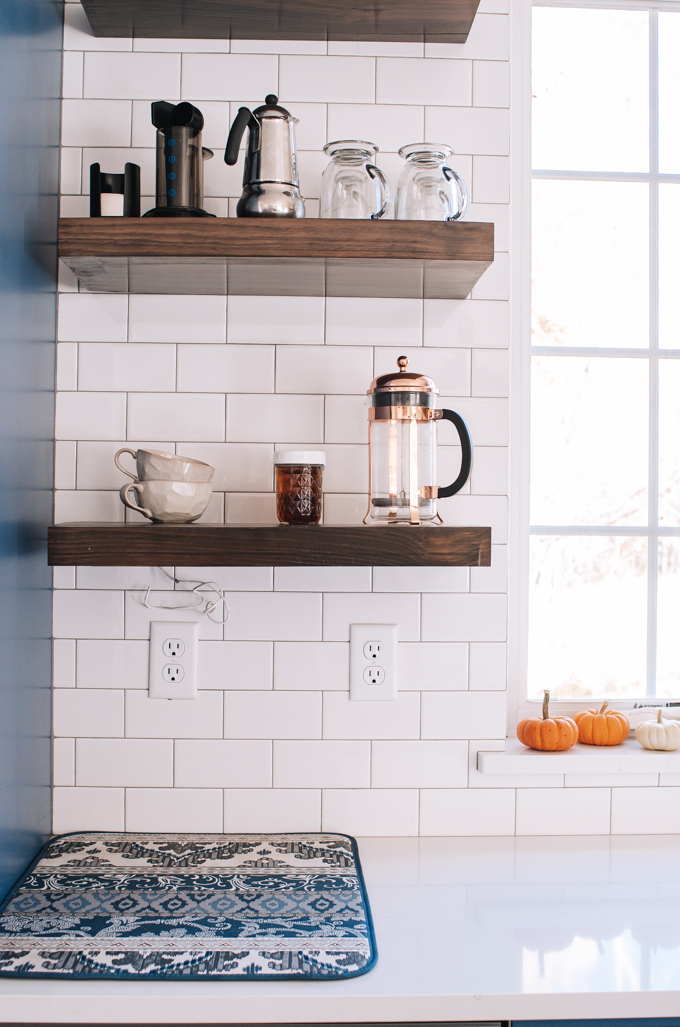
[144,101,214,217]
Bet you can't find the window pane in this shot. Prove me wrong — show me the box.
[659,184,680,349]
[532,181,649,349]
[532,8,648,172]
[531,357,648,526]
[659,12,680,173]
[528,536,647,700]
[659,359,680,525]
[657,539,680,697]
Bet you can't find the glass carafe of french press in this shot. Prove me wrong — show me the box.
[365,357,473,525]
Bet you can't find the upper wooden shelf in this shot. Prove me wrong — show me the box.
[48,524,492,567]
[58,218,494,299]
[81,0,481,44]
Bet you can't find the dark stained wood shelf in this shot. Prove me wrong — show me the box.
[48,524,492,567]
[81,0,481,44]
[58,218,494,299]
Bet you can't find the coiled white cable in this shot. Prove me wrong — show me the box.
[143,567,230,624]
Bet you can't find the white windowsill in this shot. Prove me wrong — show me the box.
[478,737,680,775]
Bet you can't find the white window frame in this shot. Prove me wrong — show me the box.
[508,0,680,732]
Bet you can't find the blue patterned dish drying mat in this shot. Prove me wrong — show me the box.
[0,831,377,979]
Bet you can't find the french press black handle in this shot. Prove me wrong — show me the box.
[437,408,473,498]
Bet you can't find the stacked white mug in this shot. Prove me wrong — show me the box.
[115,448,214,523]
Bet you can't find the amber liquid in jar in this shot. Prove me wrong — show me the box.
[276,465,323,524]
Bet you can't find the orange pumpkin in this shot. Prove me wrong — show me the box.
[574,701,629,745]
[517,690,579,751]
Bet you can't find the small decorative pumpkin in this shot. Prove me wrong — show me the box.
[574,701,629,745]
[517,690,579,751]
[635,708,680,751]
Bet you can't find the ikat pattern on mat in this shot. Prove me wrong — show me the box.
[0,832,376,979]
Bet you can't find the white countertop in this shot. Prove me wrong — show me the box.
[1,834,680,1022]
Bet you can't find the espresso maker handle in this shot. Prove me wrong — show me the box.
[225,107,256,165]
[437,409,473,498]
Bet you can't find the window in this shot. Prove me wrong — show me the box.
[528,2,680,702]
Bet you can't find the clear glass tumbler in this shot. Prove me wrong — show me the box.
[319,140,393,219]
[396,143,470,221]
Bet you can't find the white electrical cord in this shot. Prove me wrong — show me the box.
[143,567,230,624]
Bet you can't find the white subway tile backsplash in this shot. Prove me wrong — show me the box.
[322,692,420,739]
[55,441,77,490]
[54,738,76,786]
[54,639,76,689]
[222,591,321,640]
[227,394,323,443]
[53,589,124,639]
[323,592,420,641]
[126,691,224,738]
[175,740,272,787]
[325,396,369,444]
[182,54,278,101]
[53,787,125,833]
[126,788,224,832]
[471,349,509,397]
[611,787,680,834]
[426,15,509,62]
[224,691,322,738]
[56,343,78,391]
[274,566,371,592]
[224,789,321,832]
[471,544,507,593]
[54,566,76,590]
[326,297,422,346]
[127,393,225,442]
[177,344,274,393]
[124,591,223,640]
[437,494,508,544]
[199,641,273,690]
[323,494,368,524]
[280,56,375,103]
[76,738,173,786]
[422,592,506,641]
[373,566,468,593]
[54,689,124,738]
[420,787,515,835]
[376,58,472,107]
[228,296,325,345]
[77,567,171,590]
[473,60,510,108]
[426,106,509,156]
[60,146,83,195]
[77,639,149,689]
[224,493,277,524]
[78,344,176,392]
[468,201,509,251]
[326,104,424,154]
[58,294,128,343]
[61,99,132,147]
[399,642,468,691]
[274,641,349,690]
[440,396,508,446]
[471,446,508,495]
[421,691,506,739]
[516,789,612,836]
[472,251,510,300]
[54,490,123,525]
[276,346,372,395]
[424,299,509,349]
[176,443,273,492]
[274,740,370,788]
[84,52,180,100]
[129,295,226,343]
[372,741,468,788]
[469,642,507,690]
[322,789,419,835]
[322,446,369,494]
[472,155,510,203]
[375,348,471,395]
[328,41,423,58]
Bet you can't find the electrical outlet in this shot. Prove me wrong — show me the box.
[149,621,198,699]
[350,623,397,701]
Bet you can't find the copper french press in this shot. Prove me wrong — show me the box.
[365,357,473,525]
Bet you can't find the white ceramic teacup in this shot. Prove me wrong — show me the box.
[120,480,212,523]
[115,447,214,483]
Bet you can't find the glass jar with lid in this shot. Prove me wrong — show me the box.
[274,451,325,524]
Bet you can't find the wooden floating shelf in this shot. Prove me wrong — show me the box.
[48,524,492,568]
[81,0,481,44]
[58,218,494,299]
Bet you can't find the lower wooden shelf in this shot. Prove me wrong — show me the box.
[48,523,492,567]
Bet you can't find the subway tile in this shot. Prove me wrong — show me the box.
[322,692,420,739]
[129,295,226,343]
[176,443,273,492]
[468,201,509,251]
[53,589,124,639]
[175,740,272,787]
[274,641,349,690]
[177,567,273,591]
[326,104,424,154]
[279,102,328,149]
[177,344,274,393]
[471,446,508,495]
[61,99,132,146]
[437,494,508,544]
[611,787,680,834]
[280,55,375,103]
[473,155,510,203]
[54,639,76,689]
[54,490,123,525]
[55,441,77,490]
[325,396,369,444]
[325,297,422,346]
[57,343,78,391]
[224,691,322,739]
[328,41,423,58]
[420,787,515,835]
[63,3,131,50]
[376,58,471,106]
[275,346,372,395]
[421,691,506,739]
[274,740,370,788]
[323,592,420,641]
[321,445,369,494]
[373,566,469,593]
[323,494,368,524]
[133,37,231,53]
[126,690,224,738]
[182,54,278,101]
[472,251,510,301]
[228,296,325,344]
[471,544,507,593]
[375,347,471,395]
[54,739,75,786]
[61,194,90,217]
[58,294,128,343]
[322,789,419,835]
[422,592,507,642]
[53,788,125,833]
[469,642,507,690]
[54,689,124,738]
[126,788,223,832]
[77,639,149,689]
[76,738,173,786]
[78,343,176,392]
[373,741,467,788]
[425,14,509,61]
[424,298,509,349]
[230,39,325,54]
[127,393,225,442]
[473,60,510,108]
[426,106,509,156]
[225,493,277,524]
[567,774,658,788]
[224,789,321,832]
[77,567,171,590]
[222,591,321,641]
[471,349,509,397]
[274,566,370,593]
[54,566,76,590]
[399,642,468,691]
[60,145,82,196]
[516,788,611,836]
[440,396,508,446]
[124,590,224,640]
[76,440,175,491]
[199,641,273,690]
[227,394,323,443]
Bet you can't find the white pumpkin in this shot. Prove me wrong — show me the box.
[635,708,680,751]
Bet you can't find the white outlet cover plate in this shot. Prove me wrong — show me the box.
[350,623,398,701]
[149,621,198,700]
